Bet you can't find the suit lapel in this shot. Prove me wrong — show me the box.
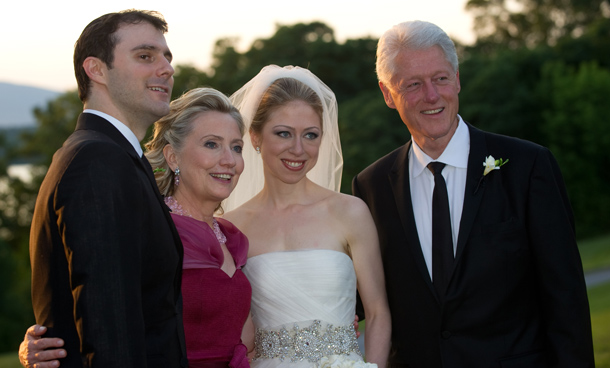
[76,113,184,270]
[76,113,160,199]
[140,154,184,299]
[454,124,488,264]
[389,141,438,300]
[385,124,489,301]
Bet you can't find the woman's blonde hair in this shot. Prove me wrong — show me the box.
[145,87,245,201]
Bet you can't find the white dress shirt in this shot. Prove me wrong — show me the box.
[83,109,143,157]
[409,116,470,279]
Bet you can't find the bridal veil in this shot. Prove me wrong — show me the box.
[223,65,343,212]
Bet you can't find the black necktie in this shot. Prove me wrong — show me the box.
[428,162,454,298]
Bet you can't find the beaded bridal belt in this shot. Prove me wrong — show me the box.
[253,319,361,363]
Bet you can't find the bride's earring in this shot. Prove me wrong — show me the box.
[174,167,180,186]
[256,147,261,154]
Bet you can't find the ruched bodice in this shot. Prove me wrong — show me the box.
[172,214,251,368]
[244,249,363,368]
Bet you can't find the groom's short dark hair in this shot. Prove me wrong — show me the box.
[73,9,168,102]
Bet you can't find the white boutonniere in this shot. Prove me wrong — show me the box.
[483,155,509,176]
[474,155,509,194]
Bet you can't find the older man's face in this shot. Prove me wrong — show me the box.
[380,45,460,156]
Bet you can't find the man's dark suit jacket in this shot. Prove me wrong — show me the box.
[30,113,188,367]
[353,123,594,368]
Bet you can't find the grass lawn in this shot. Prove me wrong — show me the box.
[589,281,610,367]
[0,351,20,368]
[579,233,610,272]
[579,233,610,365]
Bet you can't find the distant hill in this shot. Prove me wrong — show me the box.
[0,82,62,128]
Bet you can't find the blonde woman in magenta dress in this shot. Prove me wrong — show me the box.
[20,88,253,368]
[146,88,251,368]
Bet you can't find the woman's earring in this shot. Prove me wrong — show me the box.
[174,167,180,186]
[256,147,261,154]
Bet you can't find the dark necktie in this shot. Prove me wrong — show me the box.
[428,162,454,299]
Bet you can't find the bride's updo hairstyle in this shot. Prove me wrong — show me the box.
[250,77,324,137]
[145,87,245,197]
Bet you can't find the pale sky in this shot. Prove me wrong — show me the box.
[2,0,474,92]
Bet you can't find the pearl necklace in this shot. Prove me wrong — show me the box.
[164,196,227,244]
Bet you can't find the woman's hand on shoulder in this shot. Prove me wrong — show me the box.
[19,325,66,368]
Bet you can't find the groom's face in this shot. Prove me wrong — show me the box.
[380,45,460,154]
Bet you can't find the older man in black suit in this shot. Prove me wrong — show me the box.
[353,20,594,368]
[26,10,187,368]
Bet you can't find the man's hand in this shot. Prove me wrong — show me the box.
[19,325,66,368]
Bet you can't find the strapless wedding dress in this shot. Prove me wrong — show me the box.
[244,249,365,368]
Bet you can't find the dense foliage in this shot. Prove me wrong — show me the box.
[0,2,608,352]
[466,0,610,48]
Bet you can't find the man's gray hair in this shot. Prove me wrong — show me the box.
[376,20,459,86]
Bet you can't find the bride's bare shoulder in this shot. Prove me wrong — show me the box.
[222,200,261,228]
[323,191,370,219]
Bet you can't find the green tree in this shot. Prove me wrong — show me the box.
[553,17,610,68]
[241,22,336,73]
[172,64,214,99]
[539,61,610,237]
[194,22,340,96]
[19,92,82,168]
[338,90,409,193]
[466,0,610,49]
[0,135,36,351]
[201,22,380,102]
[0,91,83,351]
[459,45,555,145]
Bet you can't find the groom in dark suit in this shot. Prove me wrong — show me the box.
[29,10,187,367]
[353,21,594,367]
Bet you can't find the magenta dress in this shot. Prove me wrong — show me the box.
[171,213,251,368]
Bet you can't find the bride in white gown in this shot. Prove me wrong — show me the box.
[224,65,391,368]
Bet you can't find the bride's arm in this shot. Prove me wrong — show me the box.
[342,196,391,368]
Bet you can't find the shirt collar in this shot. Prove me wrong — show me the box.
[83,109,143,157]
[411,115,470,177]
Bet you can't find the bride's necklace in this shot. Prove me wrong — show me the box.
[164,196,227,244]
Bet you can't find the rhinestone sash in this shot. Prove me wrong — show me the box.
[253,320,361,363]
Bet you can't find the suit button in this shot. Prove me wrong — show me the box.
[441,330,451,339]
